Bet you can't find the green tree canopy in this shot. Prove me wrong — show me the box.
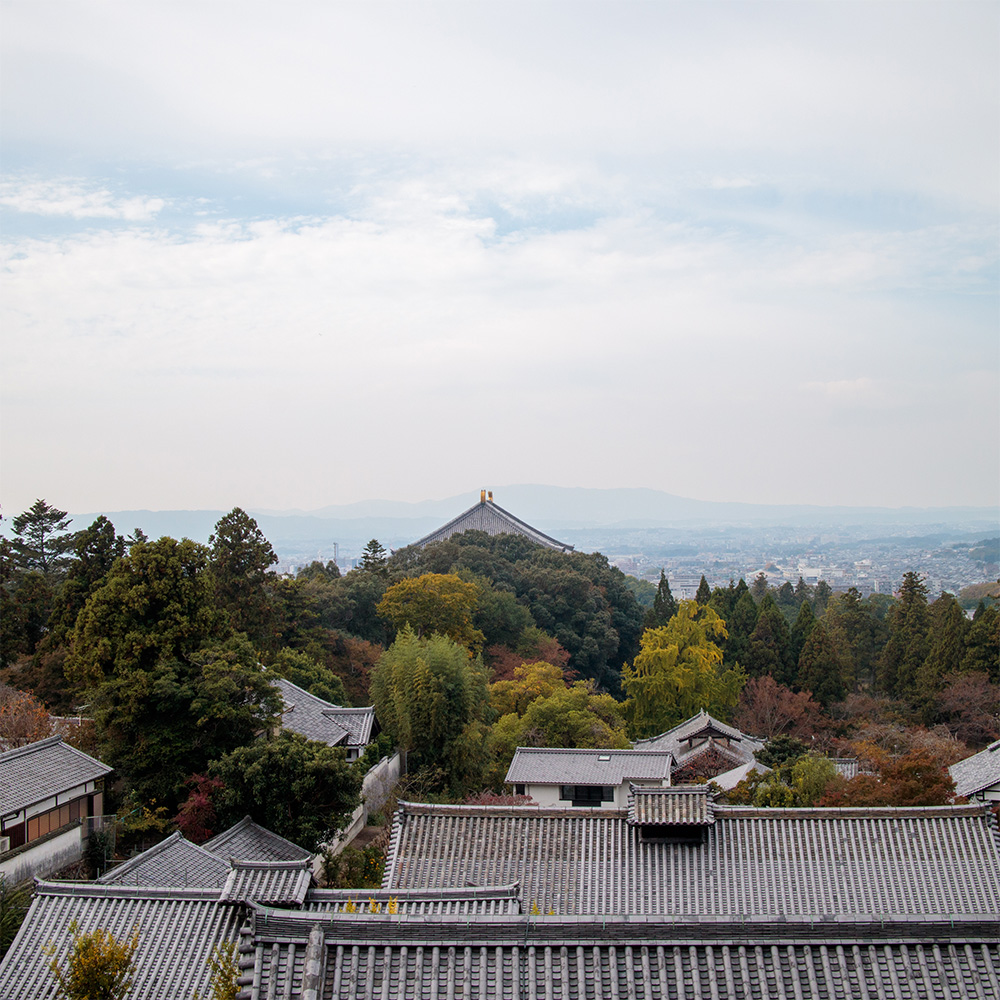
[270,647,349,705]
[621,601,745,739]
[91,635,282,804]
[67,537,224,690]
[208,730,361,848]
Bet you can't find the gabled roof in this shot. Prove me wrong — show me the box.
[412,494,573,552]
[672,736,757,772]
[203,816,314,863]
[505,747,673,785]
[273,677,376,748]
[98,831,229,888]
[219,859,313,906]
[0,735,111,815]
[950,739,1000,797]
[0,882,240,1000]
[632,709,758,753]
[627,785,716,826]
[384,800,1000,919]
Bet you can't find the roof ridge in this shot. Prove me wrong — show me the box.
[0,733,64,760]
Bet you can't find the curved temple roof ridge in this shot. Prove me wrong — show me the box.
[411,491,574,552]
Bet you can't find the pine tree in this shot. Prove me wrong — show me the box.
[10,499,74,576]
[695,575,712,605]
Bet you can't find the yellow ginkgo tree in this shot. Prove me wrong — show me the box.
[621,601,746,739]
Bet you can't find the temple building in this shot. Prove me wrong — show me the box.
[412,489,573,552]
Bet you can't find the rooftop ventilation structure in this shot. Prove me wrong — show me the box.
[627,785,717,845]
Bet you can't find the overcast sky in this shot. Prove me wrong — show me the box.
[2,1,997,517]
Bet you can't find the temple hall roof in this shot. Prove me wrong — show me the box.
[412,491,573,552]
[383,800,1000,919]
[272,677,376,749]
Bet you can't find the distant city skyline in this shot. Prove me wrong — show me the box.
[2,2,997,516]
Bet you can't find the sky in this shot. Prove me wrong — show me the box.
[1,1,997,517]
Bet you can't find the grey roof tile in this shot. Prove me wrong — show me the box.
[273,677,375,749]
[950,740,1000,797]
[412,496,573,552]
[99,831,229,888]
[220,859,313,905]
[203,816,313,863]
[0,735,111,815]
[384,800,1000,918]
[627,785,716,825]
[505,747,673,785]
[0,883,240,1000]
[239,908,1000,1000]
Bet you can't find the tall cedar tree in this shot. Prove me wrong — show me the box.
[877,571,930,698]
[694,575,712,605]
[797,621,852,706]
[643,570,678,629]
[915,592,969,721]
[209,508,278,650]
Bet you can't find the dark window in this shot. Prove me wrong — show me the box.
[560,785,614,807]
[514,784,525,796]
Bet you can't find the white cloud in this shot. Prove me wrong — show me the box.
[0,179,165,220]
[1,180,996,512]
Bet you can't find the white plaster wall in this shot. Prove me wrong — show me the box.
[0,825,82,884]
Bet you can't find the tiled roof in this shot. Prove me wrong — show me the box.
[627,786,716,826]
[384,801,1000,918]
[634,710,759,754]
[301,885,523,916]
[0,882,241,1000]
[0,735,111,814]
[234,907,1000,1000]
[220,859,313,905]
[99,831,229,888]
[951,740,1000,798]
[412,497,573,552]
[506,747,673,785]
[273,677,375,748]
[203,816,314,863]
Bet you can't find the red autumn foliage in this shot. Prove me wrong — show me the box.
[818,743,956,807]
[0,683,51,748]
[174,774,226,843]
[732,675,825,741]
[485,634,571,683]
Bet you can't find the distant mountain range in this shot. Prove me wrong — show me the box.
[49,485,998,562]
